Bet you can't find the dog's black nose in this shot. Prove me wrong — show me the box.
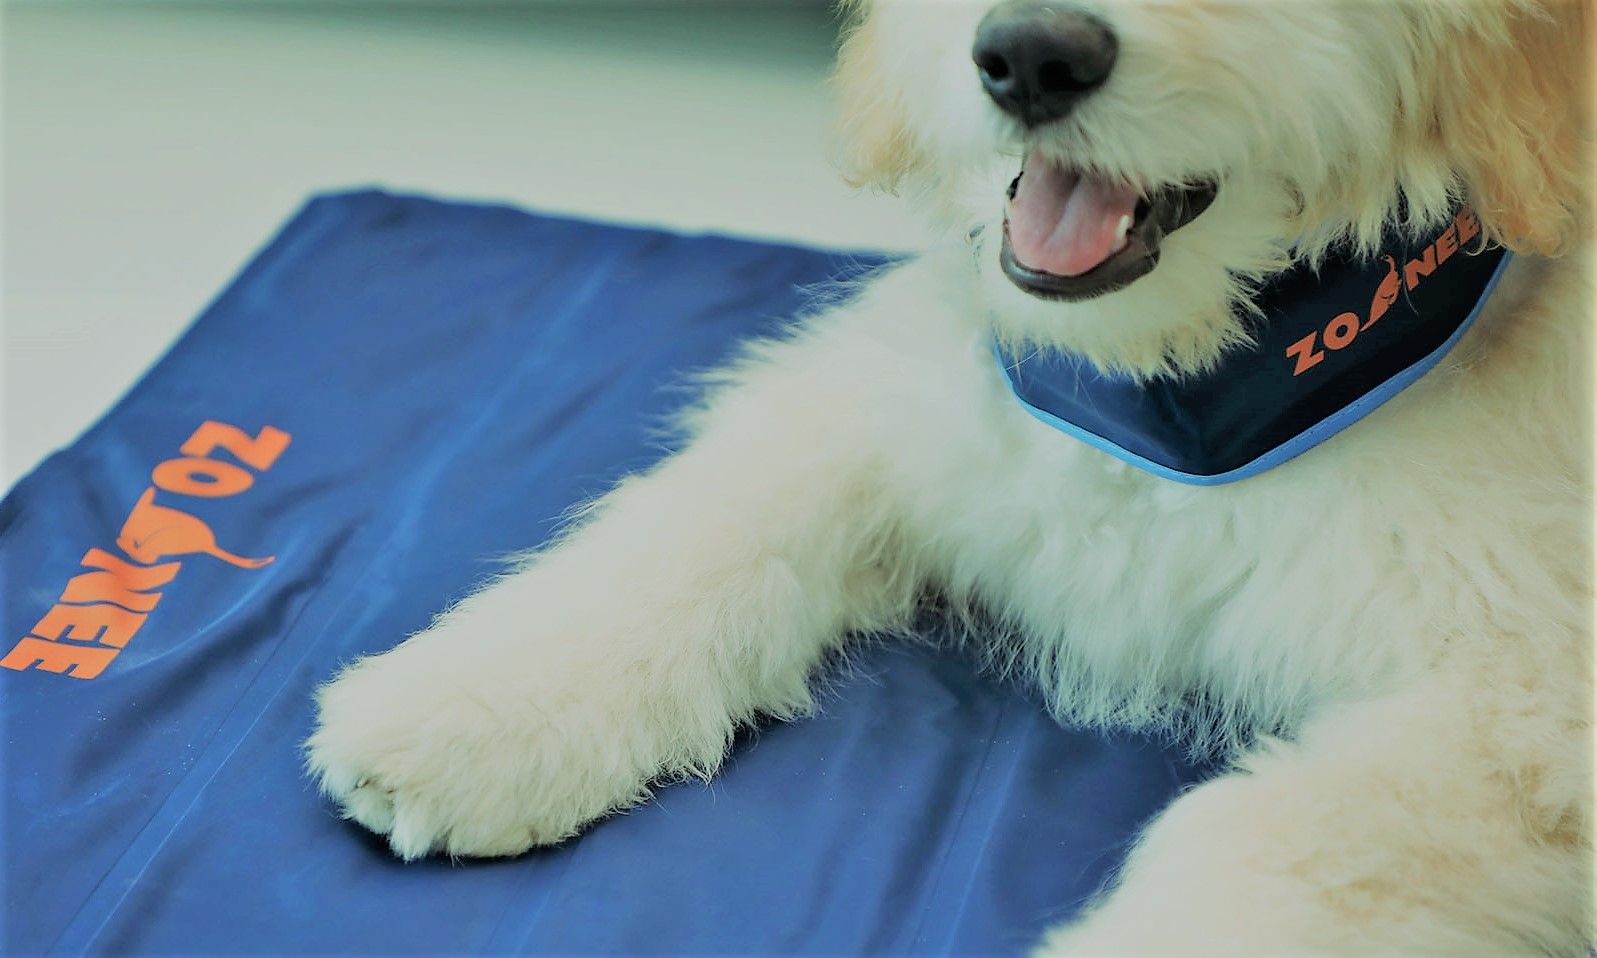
[973,1,1117,127]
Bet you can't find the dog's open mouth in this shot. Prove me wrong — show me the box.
[1001,149,1218,301]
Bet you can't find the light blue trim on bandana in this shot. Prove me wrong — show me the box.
[996,251,1512,486]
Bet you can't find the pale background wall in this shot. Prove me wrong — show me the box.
[1,0,929,486]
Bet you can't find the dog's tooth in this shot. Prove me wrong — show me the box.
[1116,214,1134,237]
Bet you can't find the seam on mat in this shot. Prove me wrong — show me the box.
[905,697,1009,954]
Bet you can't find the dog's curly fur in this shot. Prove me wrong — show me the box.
[307,1,1594,952]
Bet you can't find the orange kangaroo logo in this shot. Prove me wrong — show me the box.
[117,488,275,569]
[1367,255,1401,329]
[1285,207,1482,377]
[3,421,290,680]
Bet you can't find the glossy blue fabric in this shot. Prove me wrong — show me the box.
[2,190,1210,956]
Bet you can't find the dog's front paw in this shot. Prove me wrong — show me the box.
[1036,908,1201,958]
[305,616,714,859]
[1036,892,1286,957]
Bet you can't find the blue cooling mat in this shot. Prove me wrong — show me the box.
[2,191,1208,956]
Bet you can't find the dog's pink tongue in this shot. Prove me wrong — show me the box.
[1008,153,1138,277]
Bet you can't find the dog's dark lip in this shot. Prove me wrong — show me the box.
[1000,217,1160,302]
[999,178,1219,302]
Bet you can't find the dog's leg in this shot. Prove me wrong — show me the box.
[304,313,924,860]
[1039,666,1591,956]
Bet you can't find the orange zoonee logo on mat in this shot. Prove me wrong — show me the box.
[1,421,291,680]
[1284,205,1483,376]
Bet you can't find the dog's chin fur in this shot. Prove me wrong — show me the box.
[974,175,1295,377]
[307,1,1594,953]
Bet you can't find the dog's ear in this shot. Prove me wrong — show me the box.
[1426,1,1592,255]
[831,1,924,192]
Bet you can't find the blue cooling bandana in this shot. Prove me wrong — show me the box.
[996,206,1511,485]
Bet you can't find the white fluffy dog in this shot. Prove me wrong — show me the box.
[308,0,1593,952]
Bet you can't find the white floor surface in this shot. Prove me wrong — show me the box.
[1,0,929,486]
